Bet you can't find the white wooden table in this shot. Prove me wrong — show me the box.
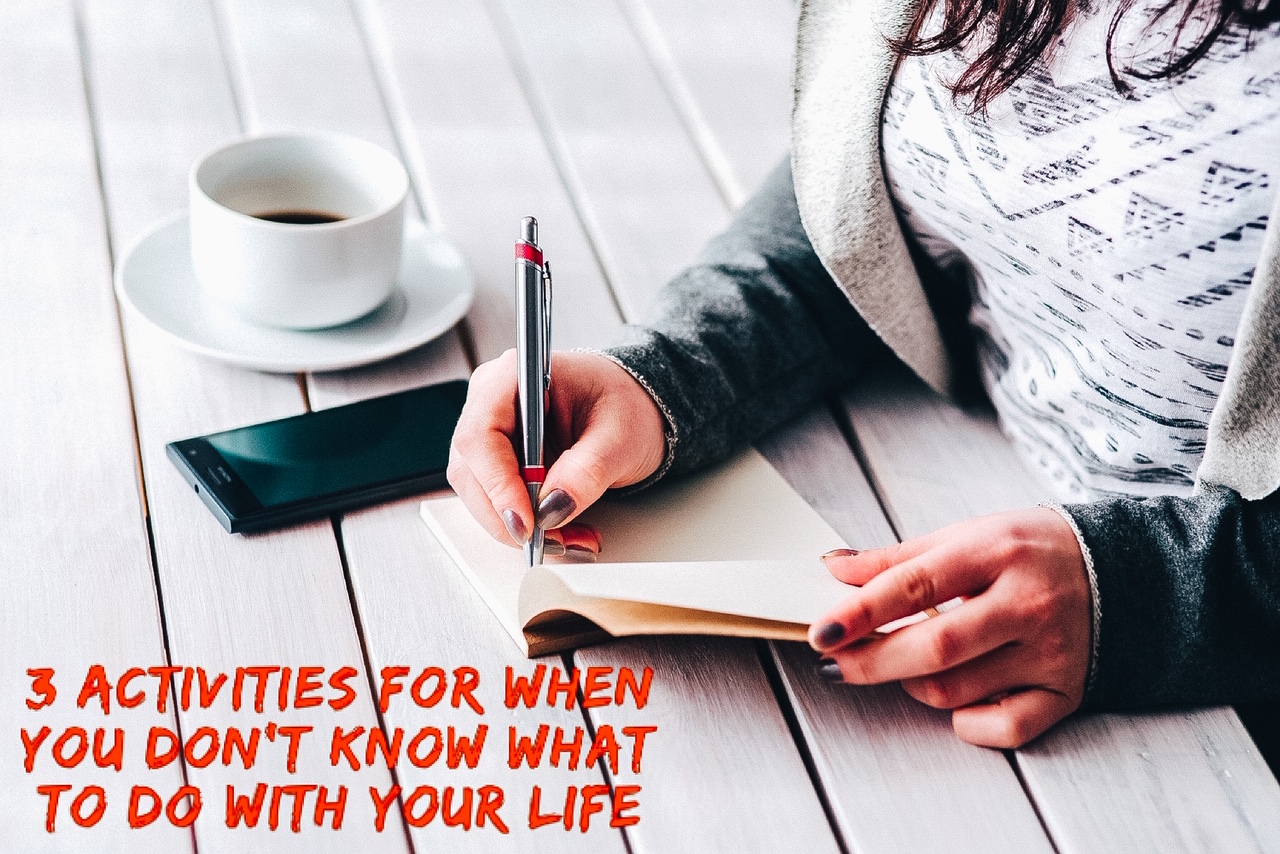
[4,0,1279,851]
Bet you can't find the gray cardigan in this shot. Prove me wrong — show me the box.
[603,0,1280,711]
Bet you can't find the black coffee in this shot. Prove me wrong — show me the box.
[254,210,346,224]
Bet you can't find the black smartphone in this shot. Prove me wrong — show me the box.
[167,380,468,533]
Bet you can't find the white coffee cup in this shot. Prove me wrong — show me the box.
[190,132,409,330]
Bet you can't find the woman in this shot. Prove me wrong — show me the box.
[448,0,1280,749]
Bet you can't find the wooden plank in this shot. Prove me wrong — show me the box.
[754,406,896,550]
[79,0,405,849]
[843,363,1280,852]
[0,1,191,849]
[215,1,628,848]
[573,636,836,853]
[488,0,732,324]
[213,0,395,148]
[355,0,623,359]
[842,365,1047,532]
[309,339,470,405]
[616,0,796,208]
[1021,709,1280,854]
[760,411,1056,853]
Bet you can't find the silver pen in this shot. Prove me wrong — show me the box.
[515,216,552,566]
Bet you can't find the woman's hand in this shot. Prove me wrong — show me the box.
[809,507,1091,748]
[447,350,667,550]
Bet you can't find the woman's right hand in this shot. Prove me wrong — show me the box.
[447,349,668,550]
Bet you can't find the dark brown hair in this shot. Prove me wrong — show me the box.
[896,0,1280,111]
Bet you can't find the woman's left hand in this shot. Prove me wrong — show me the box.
[809,507,1092,748]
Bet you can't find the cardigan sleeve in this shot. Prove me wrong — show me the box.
[1063,485,1280,710]
[602,157,890,479]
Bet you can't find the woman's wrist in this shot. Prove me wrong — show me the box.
[580,347,679,493]
[1041,502,1101,698]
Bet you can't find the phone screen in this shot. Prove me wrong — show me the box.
[168,380,468,531]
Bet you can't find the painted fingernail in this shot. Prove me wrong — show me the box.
[536,489,576,529]
[543,540,567,557]
[564,545,598,563]
[502,509,528,545]
[812,622,847,650]
[821,548,861,561]
[816,660,843,682]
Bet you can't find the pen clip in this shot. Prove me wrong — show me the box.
[541,260,553,387]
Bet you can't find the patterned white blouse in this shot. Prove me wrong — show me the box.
[882,4,1280,500]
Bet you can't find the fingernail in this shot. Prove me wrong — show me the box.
[536,489,576,529]
[564,545,598,563]
[816,659,843,682]
[502,509,528,545]
[812,621,847,650]
[543,540,567,557]
[821,548,860,561]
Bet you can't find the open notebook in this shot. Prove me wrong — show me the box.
[420,450,855,657]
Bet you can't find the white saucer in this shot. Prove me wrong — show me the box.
[115,213,474,372]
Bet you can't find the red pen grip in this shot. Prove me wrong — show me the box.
[515,241,543,266]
